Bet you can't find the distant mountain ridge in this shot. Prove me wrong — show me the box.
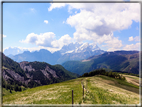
[4,47,28,56]
[8,42,105,65]
[62,50,140,75]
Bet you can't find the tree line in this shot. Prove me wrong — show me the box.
[2,78,26,94]
[80,69,126,81]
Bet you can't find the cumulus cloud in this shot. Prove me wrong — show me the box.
[51,34,74,49]
[67,3,139,37]
[20,32,74,50]
[46,3,141,51]
[129,36,139,42]
[101,33,123,51]
[20,32,55,47]
[123,43,140,51]
[44,20,48,24]
[49,3,140,51]
[129,36,134,41]
[48,3,66,11]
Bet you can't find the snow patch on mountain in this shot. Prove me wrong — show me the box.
[60,42,100,54]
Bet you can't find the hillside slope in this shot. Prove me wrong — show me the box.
[3,75,139,104]
[2,53,78,89]
[62,51,139,75]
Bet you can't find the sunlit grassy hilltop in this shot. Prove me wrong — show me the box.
[3,74,139,105]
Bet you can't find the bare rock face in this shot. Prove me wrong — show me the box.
[3,69,24,82]
[19,61,35,72]
[43,66,58,78]
[40,69,51,80]
[2,53,75,88]
[19,61,58,84]
[2,70,12,81]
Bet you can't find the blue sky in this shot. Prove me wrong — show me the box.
[3,2,140,53]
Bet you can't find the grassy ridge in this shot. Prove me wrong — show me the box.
[3,75,139,104]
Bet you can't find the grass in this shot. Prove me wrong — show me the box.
[122,74,139,80]
[82,76,139,104]
[3,75,139,105]
[2,88,11,96]
[3,78,83,104]
[98,75,139,94]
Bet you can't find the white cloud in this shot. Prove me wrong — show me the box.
[100,33,123,51]
[20,32,74,50]
[48,3,66,11]
[51,34,74,49]
[48,3,140,38]
[128,36,139,42]
[67,3,139,37]
[44,20,48,24]
[129,36,134,41]
[27,3,140,52]
[20,32,55,47]
[65,3,139,51]
[123,43,140,51]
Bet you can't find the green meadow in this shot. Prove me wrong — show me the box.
[3,75,139,105]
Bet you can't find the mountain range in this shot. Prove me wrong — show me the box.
[4,47,28,56]
[2,48,140,92]
[2,52,78,88]
[7,42,105,65]
[62,50,140,75]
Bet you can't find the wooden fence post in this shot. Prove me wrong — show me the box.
[83,85,84,97]
[72,90,73,106]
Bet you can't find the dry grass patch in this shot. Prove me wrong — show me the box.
[122,74,139,86]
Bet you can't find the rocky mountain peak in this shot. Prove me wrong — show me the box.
[60,42,100,54]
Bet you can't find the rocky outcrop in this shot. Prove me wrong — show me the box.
[43,66,58,78]
[18,61,59,85]
[19,61,35,72]
[2,53,77,88]
[20,61,58,80]
[3,70,12,81]
[40,69,51,80]
[3,69,24,82]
